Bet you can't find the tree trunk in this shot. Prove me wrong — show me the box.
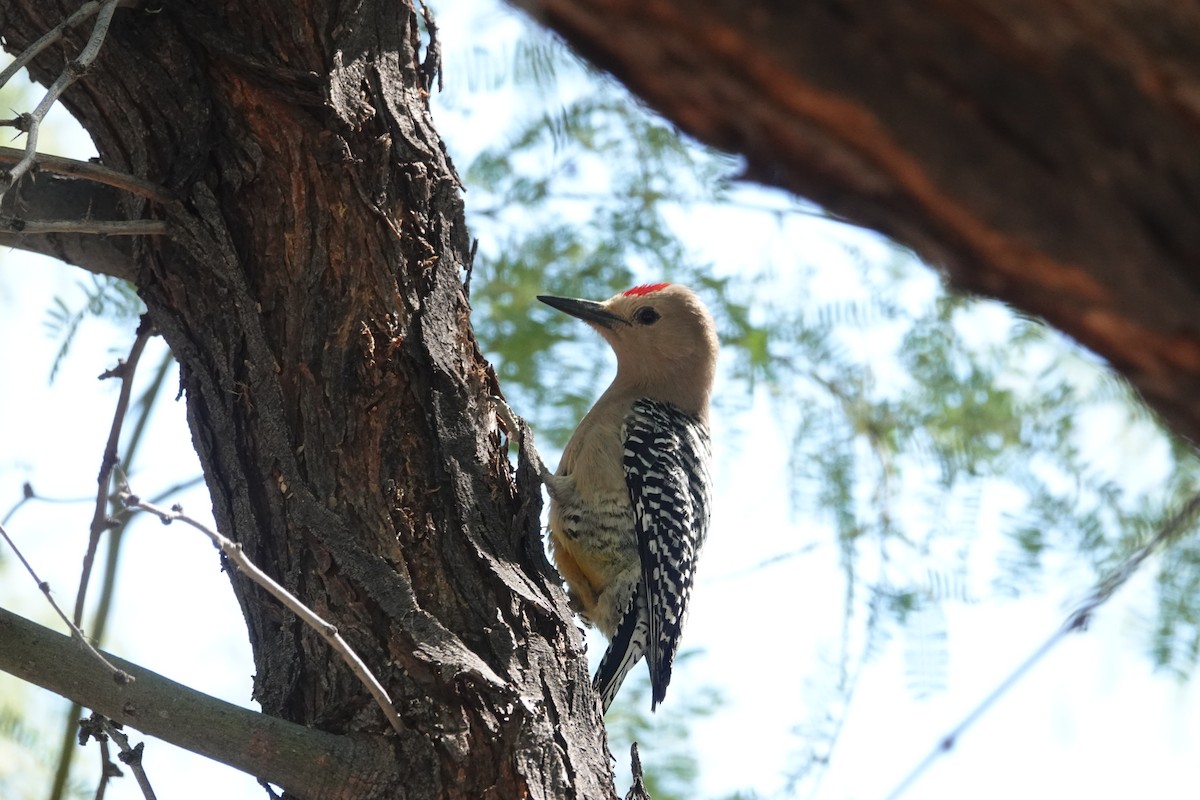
[0,1,613,797]
[513,0,1200,446]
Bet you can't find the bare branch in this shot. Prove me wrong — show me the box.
[91,715,157,800]
[0,216,167,236]
[0,607,399,797]
[74,321,154,627]
[0,519,130,683]
[0,1,128,90]
[885,490,1200,800]
[0,146,172,204]
[120,493,406,736]
[0,0,124,202]
[87,719,120,800]
[0,175,137,281]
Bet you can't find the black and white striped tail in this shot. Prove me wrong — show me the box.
[592,587,650,712]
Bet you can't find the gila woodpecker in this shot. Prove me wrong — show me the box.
[538,282,717,712]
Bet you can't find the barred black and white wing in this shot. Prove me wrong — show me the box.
[592,397,712,711]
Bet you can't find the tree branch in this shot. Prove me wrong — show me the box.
[0,606,400,800]
[0,217,167,236]
[0,0,138,93]
[0,0,124,201]
[120,493,406,736]
[0,146,172,204]
[80,712,158,800]
[0,173,137,280]
[75,323,154,627]
[0,520,130,683]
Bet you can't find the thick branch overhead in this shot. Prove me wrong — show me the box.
[513,0,1200,444]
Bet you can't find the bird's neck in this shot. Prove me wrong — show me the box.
[610,363,713,422]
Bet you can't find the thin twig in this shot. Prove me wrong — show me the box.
[1,0,124,202]
[1,481,37,525]
[0,217,168,236]
[0,2,117,90]
[74,322,154,627]
[120,493,406,735]
[884,490,1200,800]
[0,146,172,203]
[0,519,131,683]
[90,723,118,800]
[97,716,157,800]
[50,352,181,800]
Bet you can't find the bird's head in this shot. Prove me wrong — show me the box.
[538,283,718,414]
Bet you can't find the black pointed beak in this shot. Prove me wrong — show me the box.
[537,295,628,329]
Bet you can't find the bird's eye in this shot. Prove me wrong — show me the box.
[634,307,661,325]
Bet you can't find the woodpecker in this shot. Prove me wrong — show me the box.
[538,282,717,712]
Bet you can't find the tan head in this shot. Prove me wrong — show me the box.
[539,283,719,417]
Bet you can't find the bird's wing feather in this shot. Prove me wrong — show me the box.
[592,586,650,712]
[622,398,712,708]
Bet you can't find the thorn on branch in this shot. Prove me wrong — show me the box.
[0,0,125,204]
[0,113,32,132]
[99,359,128,380]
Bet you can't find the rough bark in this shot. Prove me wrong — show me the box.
[0,2,613,798]
[513,0,1200,446]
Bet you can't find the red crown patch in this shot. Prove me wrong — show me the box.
[623,283,671,297]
